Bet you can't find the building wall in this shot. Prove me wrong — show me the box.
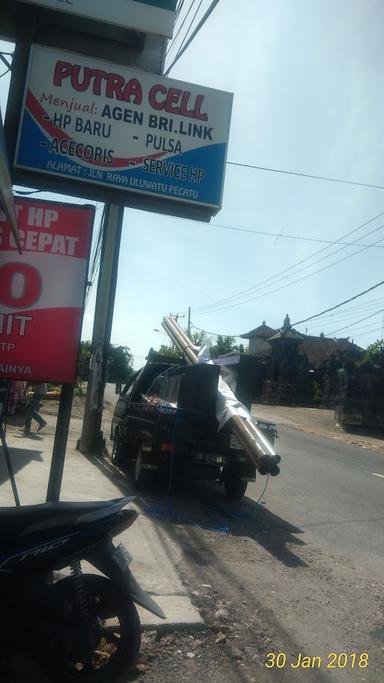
[249,337,272,356]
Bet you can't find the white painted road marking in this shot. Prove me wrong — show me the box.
[371,473,384,479]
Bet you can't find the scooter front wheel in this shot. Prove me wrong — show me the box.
[43,574,141,683]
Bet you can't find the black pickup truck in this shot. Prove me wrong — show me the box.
[110,352,276,499]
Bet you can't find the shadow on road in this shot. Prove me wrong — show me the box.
[341,424,384,440]
[0,446,43,486]
[89,451,307,569]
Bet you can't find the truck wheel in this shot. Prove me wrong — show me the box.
[133,444,151,491]
[224,476,248,500]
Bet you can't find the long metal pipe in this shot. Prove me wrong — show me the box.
[161,316,281,476]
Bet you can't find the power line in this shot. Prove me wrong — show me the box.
[173,0,204,61]
[175,0,186,20]
[195,230,384,317]
[167,0,198,58]
[205,220,384,248]
[191,324,242,339]
[307,305,384,331]
[165,0,221,75]
[196,224,384,315]
[336,319,384,338]
[292,279,384,327]
[348,323,384,339]
[326,307,384,336]
[227,160,384,192]
[167,0,204,65]
[307,297,384,327]
[194,209,384,314]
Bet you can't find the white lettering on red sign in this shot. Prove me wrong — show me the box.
[0,198,94,383]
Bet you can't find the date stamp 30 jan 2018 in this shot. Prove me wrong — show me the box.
[265,652,369,670]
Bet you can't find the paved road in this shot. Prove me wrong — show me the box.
[133,423,384,682]
[101,390,384,680]
[258,427,384,580]
[104,385,384,579]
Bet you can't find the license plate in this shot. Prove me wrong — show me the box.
[194,452,226,466]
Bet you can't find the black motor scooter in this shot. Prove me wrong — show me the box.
[0,496,165,682]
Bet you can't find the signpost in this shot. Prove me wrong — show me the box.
[12,44,233,220]
[17,0,177,38]
[0,113,21,251]
[0,197,94,384]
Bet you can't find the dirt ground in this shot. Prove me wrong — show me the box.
[252,403,384,453]
[133,500,384,683]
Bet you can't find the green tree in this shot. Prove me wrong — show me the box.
[157,344,182,358]
[77,341,92,381]
[363,339,384,366]
[156,329,209,358]
[190,330,209,347]
[210,335,237,358]
[77,342,134,382]
[107,345,134,382]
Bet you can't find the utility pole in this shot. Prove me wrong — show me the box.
[187,306,191,338]
[170,312,185,324]
[168,312,184,351]
[78,203,124,453]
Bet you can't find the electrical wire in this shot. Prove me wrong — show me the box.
[165,0,221,75]
[169,0,204,61]
[194,209,384,314]
[307,297,384,328]
[337,319,384,336]
[200,220,384,248]
[175,0,186,20]
[227,160,384,192]
[192,297,384,347]
[349,324,384,339]
[292,279,384,327]
[195,229,384,316]
[191,324,242,339]
[166,0,198,57]
[195,218,384,314]
[255,473,269,504]
[326,308,384,336]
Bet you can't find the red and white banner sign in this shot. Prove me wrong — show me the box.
[0,198,94,383]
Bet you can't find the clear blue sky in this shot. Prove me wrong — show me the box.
[2,0,384,368]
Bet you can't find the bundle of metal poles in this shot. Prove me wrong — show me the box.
[162,316,281,476]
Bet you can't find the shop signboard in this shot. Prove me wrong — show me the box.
[18,0,177,38]
[13,45,233,219]
[0,198,94,384]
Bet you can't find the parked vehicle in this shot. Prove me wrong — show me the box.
[110,352,277,499]
[0,496,164,682]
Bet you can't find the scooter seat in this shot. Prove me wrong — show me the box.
[0,498,131,537]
